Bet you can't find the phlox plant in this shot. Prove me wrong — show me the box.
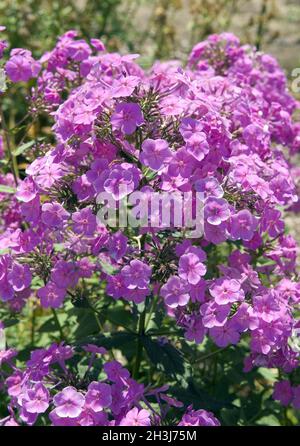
[0,29,300,426]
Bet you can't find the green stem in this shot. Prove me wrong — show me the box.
[133,304,147,379]
[51,309,65,342]
[144,294,158,330]
[195,347,225,364]
[31,308,36,346]
[1,108,19,185]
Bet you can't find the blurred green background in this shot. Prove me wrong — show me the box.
[1,0,299,70]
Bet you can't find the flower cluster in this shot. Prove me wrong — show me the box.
[0,30,300,425]
[0,342,218,426]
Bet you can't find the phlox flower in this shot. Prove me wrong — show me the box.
[53,386,85,418]
[119,407,151,426]
[111,102,144,135]
[140,138,172,171]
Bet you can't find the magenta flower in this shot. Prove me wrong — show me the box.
[34,162,64,189]
[210,278,243,305]
[41,202,69,228]
[23,383,50,414]
[230,209,258,241]
[185,132,209,161]
[200,301,231,328]
[160,276,190,308]
[103,163,140,200]
[103,360,130,382]
[37,282,66,308]
[179,408,220,426]
[53,386,85,418]
[5,49,40,82]
[51,260,79,289]
[195,177,223,199]
[8,263,32,292]
[107,231,128,260]
[209,322,240,347]
[292,386,300,410]
[72,207,97,236]
[178,253,206,285]
[119,407,151,426]
[15,178,37,203]
[111,76,140,98]
[111,102,144,135]
[168,148,195,178]
[121,259,151,290]
[204,220,228,245]
[85,382,112,412]
[204,197,230,226]
[140,138,172,170]
[273,380,293,407]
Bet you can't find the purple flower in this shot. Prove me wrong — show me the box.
[72,207,97,236]
[51,260,79,289]
[178,253,206,285]
[204,221,228,244]
[185,132,209,162]
[85,382,112,412]
[111,76,140,98]
[253,293,280,323]
[107,231,128,261]
[292,386,300,410]
[204,197,230,225]
[195,177,223,199]
[8,263,32,292]
[185,318,207,344]
[160,276,190,308]
[53,386,85,418]
[178,407,220,426]
[121,259,151,289]
[168,148,195,178]
[72,175,95,201]
[230,209,258,241]
[6,49,40,82]
[209,322,240,347]
[250,328,272,355]
[103,360,130,382]
[15,178,37,203]
[103,163,140,200]
[200,301,231,328]
[210,278,243,305]
[111,102,144,135]
[119,407,151,426]
[41,202,69,228]
[34,162,64,189]
[37,282,66,308]
[23,383,50,414]
[273,380,293,407]
[140,138,172,170]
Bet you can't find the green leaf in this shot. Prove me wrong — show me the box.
[0,184,16,194]
[39,318,58,333]
[13,139,43,157]
[141,336,188,380]
[0,327,5,350]
[76,331,137,354]
[98,259,118,275]
[169,380,230,413]
[72,308,100,339]
[256,414,280,426]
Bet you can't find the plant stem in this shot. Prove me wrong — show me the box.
[133,304,147,379]
[51,309,65,342]
[1,108,19,185]
[145,294,158,330]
